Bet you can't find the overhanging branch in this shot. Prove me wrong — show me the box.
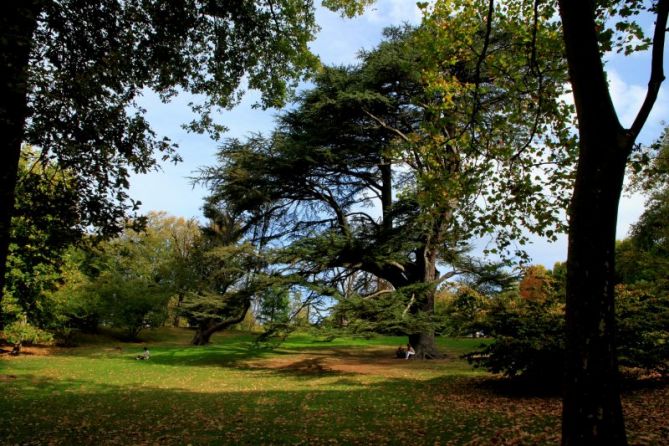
[629,0,669,140]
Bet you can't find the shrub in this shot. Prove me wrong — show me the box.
[464,292,565,382]
[3,315,53,354]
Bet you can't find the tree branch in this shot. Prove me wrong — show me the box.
[361,289,395,300]
[629,0,669,140]
[362,108,411,142]
[402,293,415,317]
[471,0,495,121]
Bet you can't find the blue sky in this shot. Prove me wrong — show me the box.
[129,0,668,268]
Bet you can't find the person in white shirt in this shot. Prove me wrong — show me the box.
[136,347,150,360]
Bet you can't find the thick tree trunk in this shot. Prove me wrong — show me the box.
[0,2,41,319]
[558,2,634,444]
[408,248,442,359]
[192,322,215,345]
[409,331,440,359]
[563,136,628,446]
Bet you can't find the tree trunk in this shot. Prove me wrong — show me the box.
[0,2,41,319]
[380,158,393,232]
[173,292,185,327]
[408,248,442,359]
[558,2,634,444]
[192,322,215,345]
[409,331,440,359]
[563,134,629,446]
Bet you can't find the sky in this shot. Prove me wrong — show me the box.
[129,0,669,269]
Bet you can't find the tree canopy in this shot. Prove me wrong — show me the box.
[0,0,366,313]
[199,20,573,357]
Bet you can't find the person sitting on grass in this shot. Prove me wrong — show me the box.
[136,347,150,360]
[395,345,406,359]
[405,344,415,360]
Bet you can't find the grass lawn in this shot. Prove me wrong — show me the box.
[1,328,667,445]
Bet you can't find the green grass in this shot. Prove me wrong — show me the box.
[1,328,662,445]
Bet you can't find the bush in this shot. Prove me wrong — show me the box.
[616,284,669,375]
[464,292,565,382]
[3,316,53,354]
[436,285,488,336]
[466,284,669,382]
[97,276,171,340]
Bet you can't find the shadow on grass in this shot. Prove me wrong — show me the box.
[471,375,563,398]
[0,371,557,446]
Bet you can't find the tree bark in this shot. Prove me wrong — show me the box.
[409,330,439,359]
[563,130,628,446]
[192,321,216,345]
[556,1,669,444]
[380,158,393,232]
[560,12,628,446]
[408,247,442,359]
[0,1,41,320]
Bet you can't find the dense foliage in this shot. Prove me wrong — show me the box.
[180,206,266,345]
[0,0,366,314]
[466,257,669,381]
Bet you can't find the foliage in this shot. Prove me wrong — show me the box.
[518,265,555,302]
[616,283,669,375]
[257,285,292,326]
[417,0,576,254]
[465,288,566,383]
[0,0,369,310]
[436,285,489,337]
[615,127,669,375]
[95,277,170,340]
[180,206,266,344]
[200,20,573,355]
[13,0,328,237]
[467,259,669,380]
[68,212,196,339]
[2,315,53,348]
[2,148,81,329]
[40,247,103,342]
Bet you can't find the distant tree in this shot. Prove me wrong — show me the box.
[614,283,669,376]
[181,206,265,345]
[465,284,566,384]
[42,247,103,342]
[146,214,201,326]
[614,130,669,375]
[519,265,554,302]
[437,284,489,337]
[257,285,291,326]
[96,276,171,341]
[81,213,189,339]
[467,259,669,383]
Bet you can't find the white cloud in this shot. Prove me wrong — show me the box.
[607,68,669,142]
[363,0,424,24]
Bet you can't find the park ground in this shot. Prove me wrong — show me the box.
[1,329,667,445]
